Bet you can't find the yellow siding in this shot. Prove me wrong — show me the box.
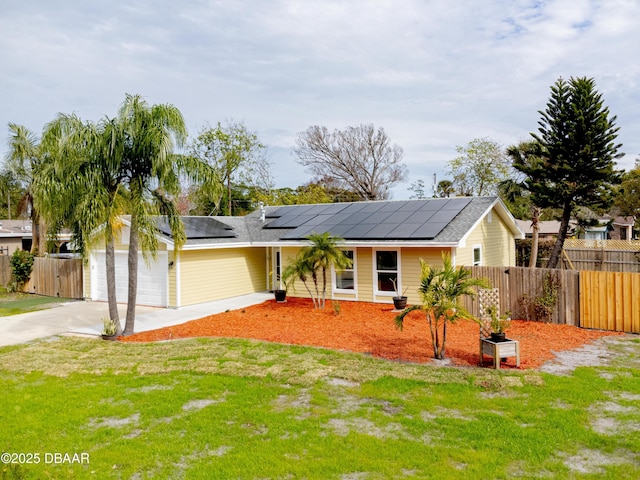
[283,246,454,305]
[458,208,515,266]
[280,246,307,298]
[179,247,266,306]
[356,247,373,302]
[399,248,451,305]
[168,251,177,307]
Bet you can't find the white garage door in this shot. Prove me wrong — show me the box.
[91,250,168,307]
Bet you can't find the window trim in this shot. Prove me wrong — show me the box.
[373,248,401,297]
[473,244,482,266]
[332,249,357,295]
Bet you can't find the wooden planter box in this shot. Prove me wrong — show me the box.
[480,338,520,369]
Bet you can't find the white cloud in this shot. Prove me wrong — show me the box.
[1,0,638,199]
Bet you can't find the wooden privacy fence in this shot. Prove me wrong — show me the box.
[563,248,640,273]
[580,270,640,333]
[462,266,580,326]
[463,266,640,334]
[0,255,10,286]
[0,256,84,299]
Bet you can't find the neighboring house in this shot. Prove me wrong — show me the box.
[582,223,609,241]
[0,219,73,256]
[0,220,33,255]
[514,219,576,241]
[85,196,524,307]
[609,216,636,240]
[577,215,636,241]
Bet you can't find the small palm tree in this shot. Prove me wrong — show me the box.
[282,256,317,307]
[285,232,352,309]
[395,253,488,360]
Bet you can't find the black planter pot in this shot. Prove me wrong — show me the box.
[274,289,287,303]
[490,332,507,342]
[393,296,407,310]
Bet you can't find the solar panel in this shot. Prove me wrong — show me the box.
[389,222,424,238]
[398,201,425,212]
[359,202,386,213]
[157,217,236,239]
[340,223,377,238]
[385,210,416,224]
[361,222,399,238]
[340,202,370,214]
[412,222,447,238]
[442,197,472,210]
[418,199,447,211]
[343,212,378,225]
[265,197,472,241]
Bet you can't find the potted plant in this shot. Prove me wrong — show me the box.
[101,317,119,340]
[274,287,287,303]
[486,304,511,342]
[391,278,408,310]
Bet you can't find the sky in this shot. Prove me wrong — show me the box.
[1,0,639,200]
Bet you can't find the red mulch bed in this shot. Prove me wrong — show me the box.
[121,297,624,369]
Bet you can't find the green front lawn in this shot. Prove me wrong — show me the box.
[0,288,67,316]
[1,336,639,479]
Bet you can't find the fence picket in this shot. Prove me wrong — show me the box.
[464,266,639,333]
[0,256,83,299]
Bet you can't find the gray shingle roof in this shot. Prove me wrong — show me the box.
[163,196,512,247]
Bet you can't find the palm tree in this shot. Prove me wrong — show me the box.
[287,232,352,309]
[5,124,45,254]
[505,141,545,268]
[117,94,220,335]
[395,253,488,360]
[35,113,129,333]
[436,179,454,198]
[281,256,317,307]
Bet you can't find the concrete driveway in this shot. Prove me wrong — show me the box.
[0,292,273,347]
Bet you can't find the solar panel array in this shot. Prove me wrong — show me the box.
[265,198,472,240]
[156,217,236,239]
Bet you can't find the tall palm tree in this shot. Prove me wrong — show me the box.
[36,114,129,333]
[117,94,220,335]
[395,253,488,360]
[297,232,352,308]
[5,124,45,254]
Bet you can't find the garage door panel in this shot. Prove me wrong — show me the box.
[92,251,168,307]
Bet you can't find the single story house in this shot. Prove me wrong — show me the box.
[0,220,32,255]
[85,196,524,307]
[514,219,575,241]
[608,216,636,240]
[0,219,74,256]
[577,215,636,241]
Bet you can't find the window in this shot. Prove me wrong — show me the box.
[473,246,481,266]
[375,250,399,295]
[333,250,356,292]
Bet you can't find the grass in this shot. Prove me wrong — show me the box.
[0,336,639,479]
[0,288,67,316]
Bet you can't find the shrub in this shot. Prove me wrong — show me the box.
[9,249,35,289]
